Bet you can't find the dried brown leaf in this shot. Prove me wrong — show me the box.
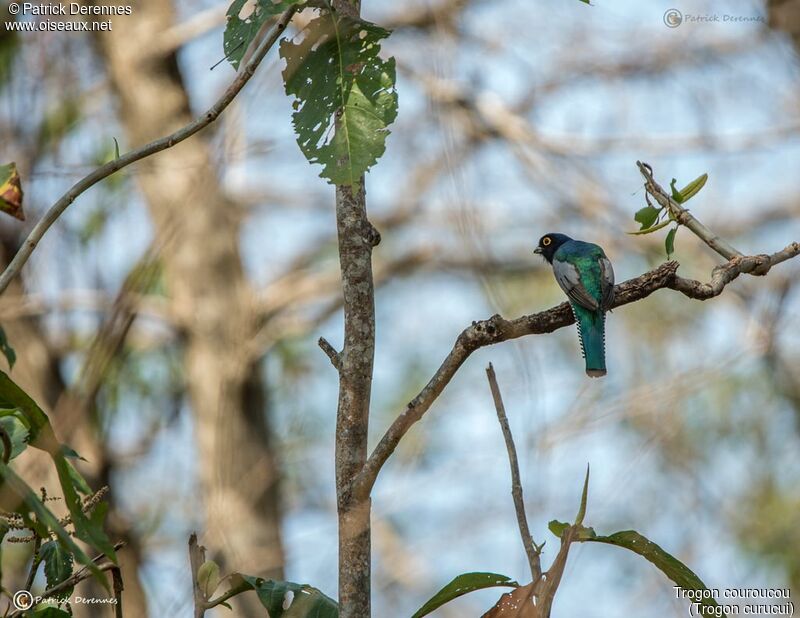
[0,162,24,221]
[482,582,537,618]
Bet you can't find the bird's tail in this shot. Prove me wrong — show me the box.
[572,304,607,378]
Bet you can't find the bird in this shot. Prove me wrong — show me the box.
[534,233,615,377]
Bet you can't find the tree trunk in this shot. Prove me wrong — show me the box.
[91,1,285,612]
[328,1,375,614]
[334,184,377,617]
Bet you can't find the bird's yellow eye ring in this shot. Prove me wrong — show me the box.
[542,237,552,246]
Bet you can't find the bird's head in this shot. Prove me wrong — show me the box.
[534,233,572,264]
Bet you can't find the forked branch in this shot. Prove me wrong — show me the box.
[355,183,799,498]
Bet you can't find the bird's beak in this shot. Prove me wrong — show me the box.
[533,247,542,255]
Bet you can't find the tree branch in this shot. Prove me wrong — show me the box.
[355,241,800,497]
[0,5,299,297]
[7,542,126,618]
[318,337,342,370]
[485,363,541,583]
[189,533,207,618]
[637,160,743,260]
[112,567,124,618]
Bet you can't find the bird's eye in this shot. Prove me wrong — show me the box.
[542,237,552,246]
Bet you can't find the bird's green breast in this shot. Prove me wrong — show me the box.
[554,241,606,304]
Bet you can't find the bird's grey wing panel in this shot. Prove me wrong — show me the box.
[553,258,599,311]
[599,257,615,310]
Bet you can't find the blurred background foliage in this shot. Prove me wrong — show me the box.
[1,0,799,616]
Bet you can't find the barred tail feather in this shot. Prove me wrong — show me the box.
[571,304,607,378]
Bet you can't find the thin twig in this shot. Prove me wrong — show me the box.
[23,535,42,592]
[112,567,124,618]
[485,363,541,582]
[206,579,254,610]
[188,533,207,618]
[0,5,299,297]
[637,161,743,260]
[318,337,342,370]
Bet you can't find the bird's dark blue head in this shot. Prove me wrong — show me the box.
[534,233,572,264]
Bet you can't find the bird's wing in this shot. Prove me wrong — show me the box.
[599,256,615,310]
[553,258,599,311]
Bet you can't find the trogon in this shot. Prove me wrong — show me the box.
[535,233,615,377]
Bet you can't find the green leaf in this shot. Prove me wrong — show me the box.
[634,205,660,230]
[677,173,708,202]
[0,162,24,221]
[411,572,518,618]
[113,137,121,160]
[670,178,683,203]
[0,325,15,369]
[0,23,20,87]
[575,463,590,525]
[31,607,72,617]
[238,574,338,617]
[548,520,596,541]
[0,463,100,581]
[198,560,222,598]
[548,519,569,537]
[64,458,92,495]
[0,413,29,460]
[40,539,74,589]
[0,370,116,574]
[585,530,725,616]
[224,0,306,70]
[0,370,57,449]
[627,219,672,236]
[280,12,398,188]
[665,227,677,258]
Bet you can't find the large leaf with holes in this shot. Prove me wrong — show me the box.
[224,0,307,70]
[40,539,74,589]
[280,12,397,188]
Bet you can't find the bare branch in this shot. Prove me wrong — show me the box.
[637,161,743,260]
[0,5,300,297]
[671,243,800,299]
[112,567,124,618]
[485,363,541,582]
[534,526,576,616]
[189,533,207,618]
[23,535,42,592]
[318,337,342,370]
